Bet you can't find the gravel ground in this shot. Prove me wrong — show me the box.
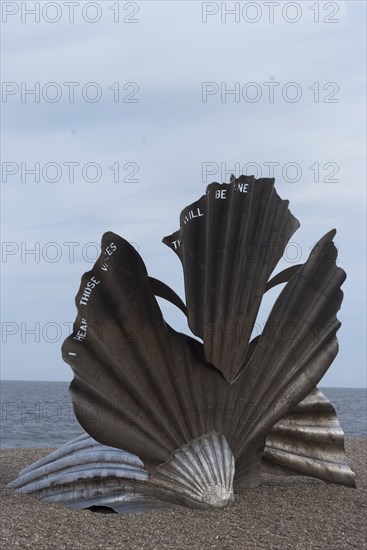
[1,438,366,550]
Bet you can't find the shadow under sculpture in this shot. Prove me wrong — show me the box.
[9,176,356,513]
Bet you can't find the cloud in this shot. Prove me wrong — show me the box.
[2,0,365,386]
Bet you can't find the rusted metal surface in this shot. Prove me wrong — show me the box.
[9,176,355,511]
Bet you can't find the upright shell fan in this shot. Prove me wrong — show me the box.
[163,175,300,382]
[9,176,355,513]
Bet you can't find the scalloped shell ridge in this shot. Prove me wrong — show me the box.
[163,176,300,382]
[152,432,235,508]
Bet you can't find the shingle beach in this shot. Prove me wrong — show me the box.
[1,438,366,550]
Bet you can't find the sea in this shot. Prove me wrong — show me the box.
[0,381,366,448]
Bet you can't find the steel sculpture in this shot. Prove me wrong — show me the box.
[9,176,355,513]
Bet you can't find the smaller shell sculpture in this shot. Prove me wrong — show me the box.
[8,176,355,513]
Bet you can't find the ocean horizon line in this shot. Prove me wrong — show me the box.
[2,379,367,390]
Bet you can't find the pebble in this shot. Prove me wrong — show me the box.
[0,439,366,549]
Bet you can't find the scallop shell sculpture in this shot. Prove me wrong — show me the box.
[9,176,355,512]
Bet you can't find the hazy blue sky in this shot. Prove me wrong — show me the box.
[1,1,366,386]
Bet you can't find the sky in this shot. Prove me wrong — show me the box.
[1,0,366,387]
